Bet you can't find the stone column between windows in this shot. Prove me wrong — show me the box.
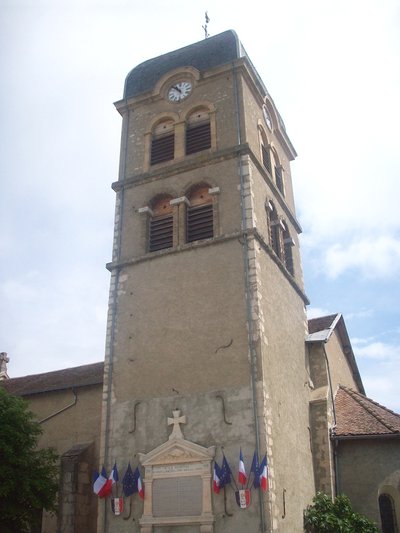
[174,121,186,159]
[208,187,220,238]
[143,131,152,172]
[170,196,189,245]
[138,206,154,254]
[209,110,217,150]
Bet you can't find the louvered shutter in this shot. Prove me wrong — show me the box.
[186,109,211,155]
[149,215,173,251]
[187,203,213,242]
[262,144,271,174]
[150,121,174,165]
[275,166,284,195]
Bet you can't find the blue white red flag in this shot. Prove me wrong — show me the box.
[135,467,145,500]
[213,462,221,494]
[93,466,112,498]
[238,448,247,486]
[93,466,107,496]
[259,456,268,492]
[100,462,118,498]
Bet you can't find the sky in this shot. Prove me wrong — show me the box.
[1,0,399,411]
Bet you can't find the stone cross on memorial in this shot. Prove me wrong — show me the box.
[167,409,186,440]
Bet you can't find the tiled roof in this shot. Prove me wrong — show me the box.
[1,362,104,397]
[333,385,400,438]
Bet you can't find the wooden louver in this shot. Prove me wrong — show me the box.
[262,144,271,174]
[187,203,213,243]
[275,166,284,195]
[186,121,211,155]
[149,215,173,252]
[284,241,294,275]
[151,133,174,165]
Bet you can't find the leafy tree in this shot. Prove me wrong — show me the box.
[304,492,378,533]
[0,387,59,533]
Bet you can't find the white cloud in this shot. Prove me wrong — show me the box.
[354,341,400,360]
[307,306,333,319]
[362,368,400,413]
[324,236,400,279]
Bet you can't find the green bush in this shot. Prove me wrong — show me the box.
[0,387,59,533]
[304,492,378,533]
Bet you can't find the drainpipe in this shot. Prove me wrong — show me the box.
[322,344,339,496]
[38,388,77,424]
[232,61,267,533]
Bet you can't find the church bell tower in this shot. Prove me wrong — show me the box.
[100,30,315,532]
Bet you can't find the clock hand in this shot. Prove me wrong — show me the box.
[172,85,182,94]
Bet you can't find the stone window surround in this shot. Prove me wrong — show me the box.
[139,187,220,253]
[258,122,285,197]
[266,200,295,275]
[144,103,217,172]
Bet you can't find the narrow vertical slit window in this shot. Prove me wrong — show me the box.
[151,120,175,165]
[149,196,174,252]
[186,109,211,155]
[187,186,213,243]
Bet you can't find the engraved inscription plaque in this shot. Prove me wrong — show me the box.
[139,410,215,532]
[153,476,202,517]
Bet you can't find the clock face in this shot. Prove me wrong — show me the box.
[263,105,272,130]
[168,81,193,102]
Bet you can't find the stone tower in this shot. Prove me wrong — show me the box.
[99,30,315,532]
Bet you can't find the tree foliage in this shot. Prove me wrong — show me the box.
[0,387,59,533]
[304,492,378,533]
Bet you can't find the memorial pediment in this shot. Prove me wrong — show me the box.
[140,438,215,466]
[139,410,215,533]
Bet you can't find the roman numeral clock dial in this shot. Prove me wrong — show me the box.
[167,81,193,102]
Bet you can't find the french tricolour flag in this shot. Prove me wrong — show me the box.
[213,462,221,494]
[93,463,118,498]
[238,448,247,486]
[259,456,268,492]
[136,468,145,500]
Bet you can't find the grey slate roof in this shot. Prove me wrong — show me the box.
[124,30,243,99]
[1,362,104,396]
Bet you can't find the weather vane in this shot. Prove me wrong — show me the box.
[202,11,210,39]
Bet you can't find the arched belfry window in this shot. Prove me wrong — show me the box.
[271,148,285,196]
[379,493,398,533]
[260,129,271,175]
[149,196,174,252]
[151,120,175,165]
[266,201,282,258]
[186,108,211,155]
[186,185,214,243]
[282,222,294,276]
